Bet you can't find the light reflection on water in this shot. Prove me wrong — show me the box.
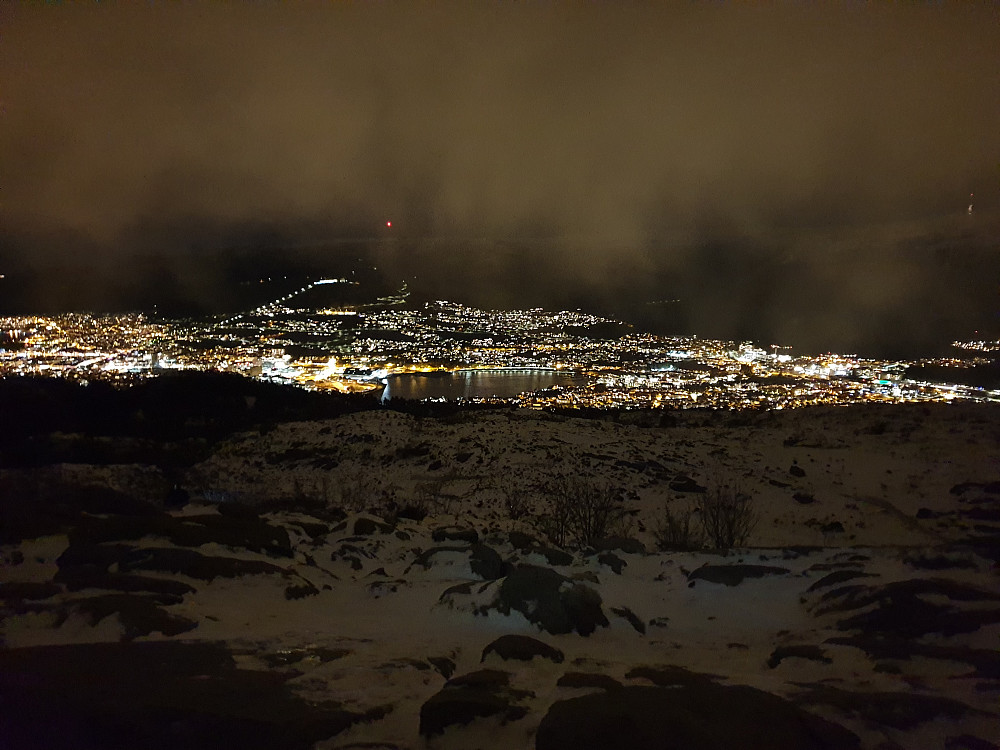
[382,369,588,401]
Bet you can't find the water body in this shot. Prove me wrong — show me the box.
[383,369,588,401]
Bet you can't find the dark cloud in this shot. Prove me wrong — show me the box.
[1,3,998,354]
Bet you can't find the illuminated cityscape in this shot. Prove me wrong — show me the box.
[2,280,996,409]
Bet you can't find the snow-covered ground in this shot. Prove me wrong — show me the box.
[2,403,998,749]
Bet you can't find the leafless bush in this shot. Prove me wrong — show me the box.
[492,475,533,522]
[540,476,629,548]
[653,502,703,552]
[698,481,757,550]
[415,479,454,515]
[336,469,397,514]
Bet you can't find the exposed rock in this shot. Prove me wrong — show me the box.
[55,566,197,598]
[352,517,393,536]
[945,735,999,750]
[789,464,806,477]
[529,546,573,566]
[814,578,1000,637]
[825,635,1000,680]
[669,475,706,493]
[594,537,646,555]
[795,685,985,731]
[481,634,564,664]
[904,553,978,571]
[610,606,646,634]
[284,583,319,600]
[0,641,384,749]
[419,669,530,737]
[536,684,859,750]
[63,594,198,639]
[409,544,506,580]
[432,526,479,544]
[508,531,539,551]
[597,552,626,575]
[260,646,350,668]
[625,665,718,688]
[0,581,62,603]
[688,564,790,587]
[469,544,507,580]
[486,565,609,636]
[59,544,287,582]
[557,672,623,691]
[68,512,293,557]
[806,570,876,592]
[428,656,456,679]
[767,645,832,669]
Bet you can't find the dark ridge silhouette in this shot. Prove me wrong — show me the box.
[0,372,379,466]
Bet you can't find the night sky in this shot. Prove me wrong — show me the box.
[2,3,998,356]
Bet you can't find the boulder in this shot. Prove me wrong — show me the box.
[490,565,609,636]
[594,537,646,555]
[432,526,479,544]
[669,475,706,493]
[419,669,530,737]
[536,684,859,750]
[481,635,564,664]
[688,565,790,587]
[410,544,506,580]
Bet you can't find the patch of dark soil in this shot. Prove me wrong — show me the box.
[0,641,383,750]
[536,684,859,750]
[688,564,790,586]
[481,635,564,663]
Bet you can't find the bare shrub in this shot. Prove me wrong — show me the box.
[654,502,703,552]
[337,470,397,514]
[540,476,629,548]
[698,482,757,550]
[492,475,533,522]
